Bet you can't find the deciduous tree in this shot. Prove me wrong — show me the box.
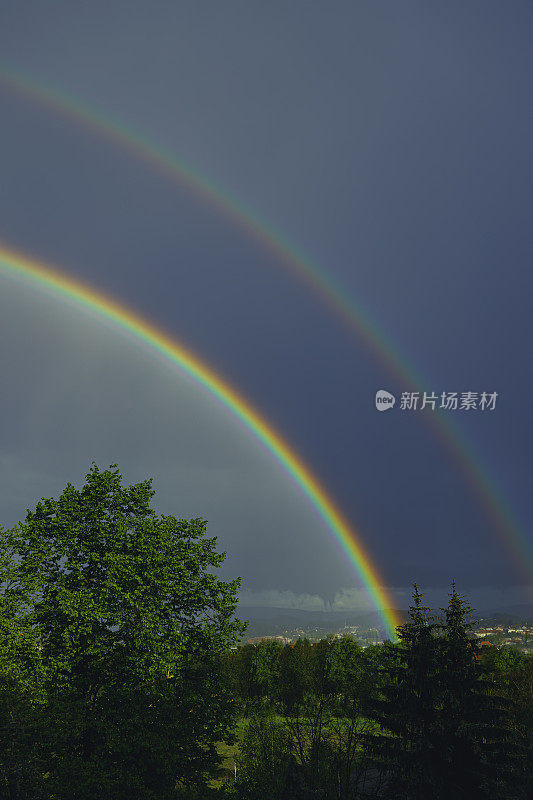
[0,464,245,798]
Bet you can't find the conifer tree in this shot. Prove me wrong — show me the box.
[369,582,528,799]
[368,584,443,798]
[441,584,530,798]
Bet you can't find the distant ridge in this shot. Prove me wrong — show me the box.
[476,605,533,624]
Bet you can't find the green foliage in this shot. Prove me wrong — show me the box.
[233,711,294,800]
[226,637,382,799]
[369,582,529,800]
[229,640,284,711]
[276,639,314,713]
[0,464,245,798]
[225,593,533,800]
[1,473,530,800]
[480,646,533,799]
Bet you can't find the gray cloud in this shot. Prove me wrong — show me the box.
[239,584,533,615]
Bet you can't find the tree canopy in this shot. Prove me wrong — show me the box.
[0,464,245,798]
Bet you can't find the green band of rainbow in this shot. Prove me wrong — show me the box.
[0,243,401,640]
[0,65,530,580]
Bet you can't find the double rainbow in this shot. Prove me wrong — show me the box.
[1,65,529,580]
[0,63,529,623]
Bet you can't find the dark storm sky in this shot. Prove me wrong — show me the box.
[0,2,531,612]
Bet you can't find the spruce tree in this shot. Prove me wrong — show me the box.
[368,583,443,798]
[438,582,528,799]
[368,582,528,799]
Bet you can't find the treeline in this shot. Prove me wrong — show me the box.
[0,465,530,799]
[223,587,532,800]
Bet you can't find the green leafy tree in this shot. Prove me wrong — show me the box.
[0,540,47,799]
[228,640,283,713]
[275,639,313,713]
[320,637,383,800]
[0,464,245,799]
[232,710,294,800]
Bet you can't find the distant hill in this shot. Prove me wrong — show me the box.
[474,606,533,625]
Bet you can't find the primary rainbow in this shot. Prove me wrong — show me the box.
[0,242,401,640]
[0,66,530,579]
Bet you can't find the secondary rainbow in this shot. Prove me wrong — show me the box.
[0,66,530,578]
[0,242,401,640]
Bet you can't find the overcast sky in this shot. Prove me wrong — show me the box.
[0,2,531,614]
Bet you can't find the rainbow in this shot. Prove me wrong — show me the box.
[0,66,531,579]
[0,242,401,640]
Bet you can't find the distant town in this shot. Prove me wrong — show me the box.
[243,616,533,653]
[472,620,533,653]
[246,623,387,648]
